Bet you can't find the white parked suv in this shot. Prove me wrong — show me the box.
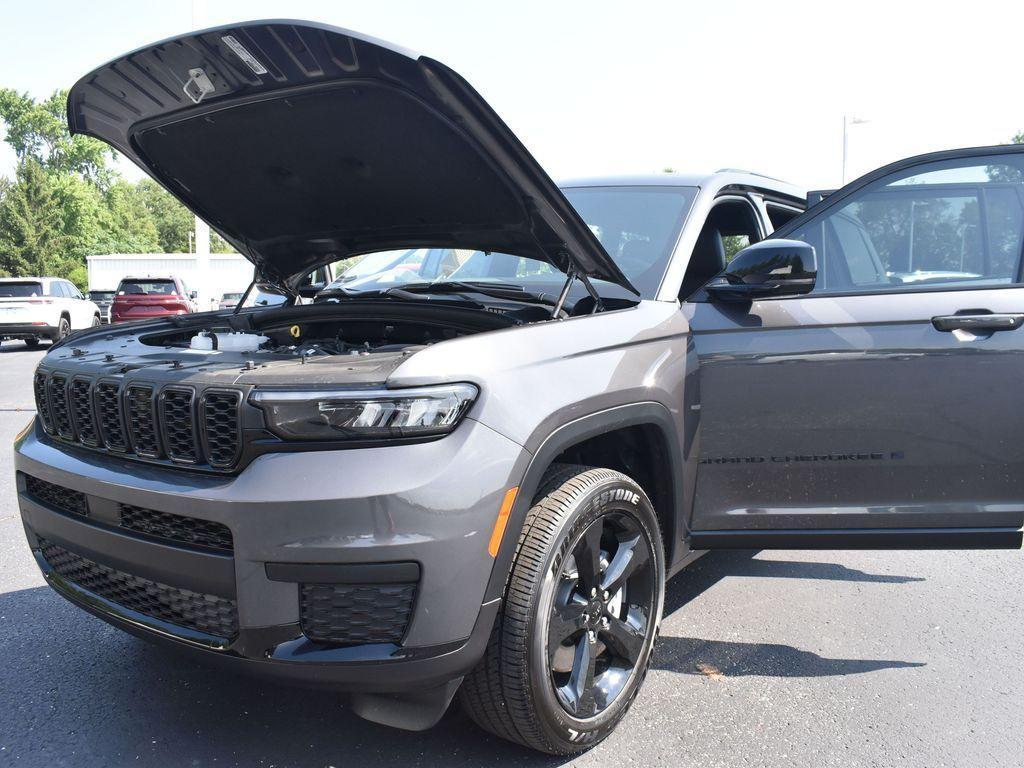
[0,277,101,348]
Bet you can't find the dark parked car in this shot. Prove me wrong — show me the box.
[87,289,115,324]
[110,275,197,323]
[18,21,1023,755]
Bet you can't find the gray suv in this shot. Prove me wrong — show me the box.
[16,21,1024,755]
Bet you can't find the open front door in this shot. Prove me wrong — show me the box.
[686,146,1024,549]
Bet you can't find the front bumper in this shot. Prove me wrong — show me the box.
[0,323,56,339]
[15,416,527,693]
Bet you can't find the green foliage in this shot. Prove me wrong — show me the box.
[0,89,236,286]
[67,264,88,292]
[0,89,113,185]
[722,235,749,262]
[136,178,193,252]
[0,159,75,275]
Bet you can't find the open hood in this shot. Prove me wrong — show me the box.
[67,20,636,293]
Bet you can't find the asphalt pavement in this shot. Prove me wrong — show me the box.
[0,340,1021,767]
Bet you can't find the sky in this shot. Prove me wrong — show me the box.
[1,0,1022,192]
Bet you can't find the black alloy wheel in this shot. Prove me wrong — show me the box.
[547,511,656,718]
[461,465,665,754]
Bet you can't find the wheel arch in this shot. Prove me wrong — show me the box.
[483,402,684,603]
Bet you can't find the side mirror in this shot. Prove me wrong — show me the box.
[298,282,326,299]
[189,290,198,300]
[705,239,817,302]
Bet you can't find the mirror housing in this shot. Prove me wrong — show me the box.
[705,239,817,302]
[188,290,198,300]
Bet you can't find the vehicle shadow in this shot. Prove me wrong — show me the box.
[654,550,925,679]
[0,551,926,767]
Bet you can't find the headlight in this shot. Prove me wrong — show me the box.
[250,383,478,441]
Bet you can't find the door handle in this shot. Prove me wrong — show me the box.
[932,313,1024,332]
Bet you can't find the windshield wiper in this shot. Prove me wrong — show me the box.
[382,280,561,307]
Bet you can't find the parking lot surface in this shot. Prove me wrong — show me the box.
[0,341,1021,767]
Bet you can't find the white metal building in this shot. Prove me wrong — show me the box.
[87,253,254,311]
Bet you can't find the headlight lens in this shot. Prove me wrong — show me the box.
[250,383,478,441]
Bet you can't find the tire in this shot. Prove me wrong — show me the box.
[460,465,665,754]
[91,315,101,327]
[24,337,39,349]
[56,317,70,341]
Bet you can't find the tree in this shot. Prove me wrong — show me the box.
[136,179,193,252]
[0,159,74,275]
[0,89,113,185]
[985,131,1024,183]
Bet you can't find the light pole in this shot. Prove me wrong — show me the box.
[842,115,869,185]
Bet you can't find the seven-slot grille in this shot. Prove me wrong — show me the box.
[34,371,243,471]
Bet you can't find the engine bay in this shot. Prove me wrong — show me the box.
[133,300,525,363]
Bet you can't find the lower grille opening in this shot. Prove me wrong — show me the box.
[300,582,416,646]
[39,539,239,638]
[119,504,234,553]
[25,475,89,517]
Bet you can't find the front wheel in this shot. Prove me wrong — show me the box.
[460,465,665,754]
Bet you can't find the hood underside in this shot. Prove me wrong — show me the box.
[67,19,635,293]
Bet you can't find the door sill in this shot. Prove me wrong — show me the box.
[689,527,1023,550]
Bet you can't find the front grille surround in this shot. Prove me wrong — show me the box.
[126,384,161,458]
[159,386,199,464]
[95,380,129,451]
[70,377,100,447]
[39,539,239,638]
[200,390,243,468]
[49,374,74,439]
[34,371,54,434]
[33,370,246,472]
[300,582,417,647]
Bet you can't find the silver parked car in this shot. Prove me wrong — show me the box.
[17,20,1024,755]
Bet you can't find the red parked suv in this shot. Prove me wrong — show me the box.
[110,276,197,323]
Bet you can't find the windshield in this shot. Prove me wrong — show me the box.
[118,279,177,295]
[0,281,44,297]
[341,250,416,280]
[89,291,114,300]
[324,186,696,300]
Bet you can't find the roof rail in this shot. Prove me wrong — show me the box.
[714,168,789,183]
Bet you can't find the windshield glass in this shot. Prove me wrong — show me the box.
[118,279,177,295]
[340,250,416,280]
[0,281,44,297]
[89,291,114,301]
[324,186,696,300]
